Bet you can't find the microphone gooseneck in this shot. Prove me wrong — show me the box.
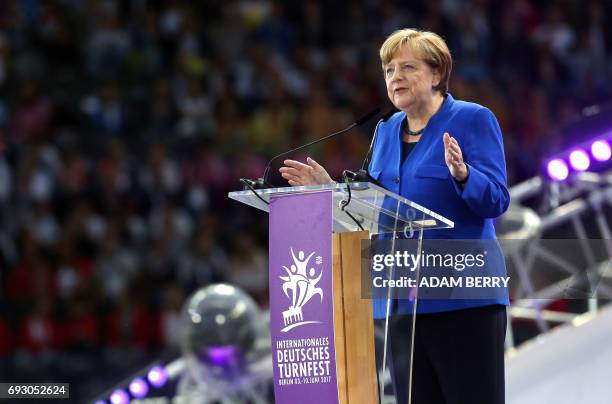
[361,108,397,171]
[252,107,382,188]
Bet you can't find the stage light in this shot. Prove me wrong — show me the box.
[591,140,611,162]
[129,377,149,399]
[207,345,241,366]
[109,389,129,404]
[94,401,106,404]
[546,159,569,181]
[147,365,168,388]
[569,149,590,171]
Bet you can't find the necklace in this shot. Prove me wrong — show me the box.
[403,122,424,136]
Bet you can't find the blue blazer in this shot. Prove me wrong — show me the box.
[368,94,510,315]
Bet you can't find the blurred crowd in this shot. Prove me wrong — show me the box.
[0,0,611,389]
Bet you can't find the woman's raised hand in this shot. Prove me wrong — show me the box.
[279,157,334,186]
[443,132,469,182]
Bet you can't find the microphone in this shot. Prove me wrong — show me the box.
[341,108,397,188]
[241,107,381,189]
[354,108,382,126]
[361,108,396,170]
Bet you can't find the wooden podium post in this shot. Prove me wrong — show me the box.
[333,231,377,404]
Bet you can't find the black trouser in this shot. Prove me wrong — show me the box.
[387,305,507,404]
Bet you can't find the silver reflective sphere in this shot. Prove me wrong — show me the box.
[180,284,262,365]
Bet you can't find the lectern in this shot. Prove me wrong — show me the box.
[229,182,453,404]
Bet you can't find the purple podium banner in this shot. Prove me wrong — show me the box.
[269,191,339,404]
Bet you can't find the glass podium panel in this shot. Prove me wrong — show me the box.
[371,225,425,404]
[229,182,453,235]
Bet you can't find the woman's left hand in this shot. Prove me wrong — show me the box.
[443,132,468,182]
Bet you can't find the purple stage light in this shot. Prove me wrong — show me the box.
[547,159,569,181]
[591,140,611,162]
[129,377,149,399]
[569,149,590,171]
[109,389,129,404]
[94,401,106,404]
[147,365,169,388]
[207,345,241,366]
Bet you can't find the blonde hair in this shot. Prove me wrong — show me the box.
[379,28,452,95]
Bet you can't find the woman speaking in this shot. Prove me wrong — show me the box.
[280,29,509,404]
